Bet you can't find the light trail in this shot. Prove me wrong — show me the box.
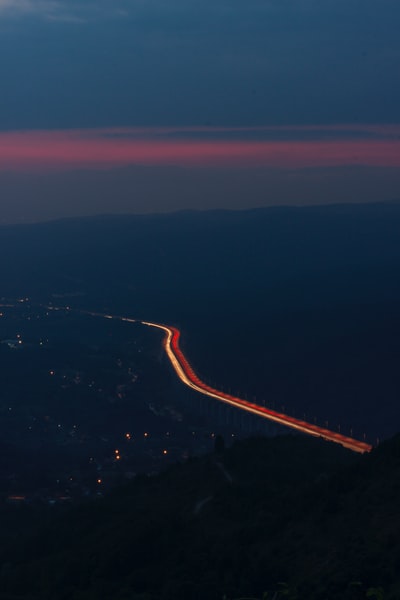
[84,310,372,454]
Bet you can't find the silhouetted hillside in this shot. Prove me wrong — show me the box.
[1,433,399,599]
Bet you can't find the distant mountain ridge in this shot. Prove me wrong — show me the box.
[2,201,400,300]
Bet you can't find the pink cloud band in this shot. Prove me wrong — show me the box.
[0,126,400,171]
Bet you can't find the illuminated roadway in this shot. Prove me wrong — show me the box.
[88,311,372,454]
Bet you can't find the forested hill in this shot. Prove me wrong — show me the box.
[1,432,399,600]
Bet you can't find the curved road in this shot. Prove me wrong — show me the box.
[88,311,372,454]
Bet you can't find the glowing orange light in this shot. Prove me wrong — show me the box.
[163,449,168,455]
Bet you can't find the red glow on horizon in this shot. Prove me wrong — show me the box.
[0,126,400,171]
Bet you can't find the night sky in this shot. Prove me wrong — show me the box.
[1,0,400,223]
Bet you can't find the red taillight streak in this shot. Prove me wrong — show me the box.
[86,313,371,455]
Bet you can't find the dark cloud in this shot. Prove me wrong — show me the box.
[0,0,130,21]
[0,0,398,128]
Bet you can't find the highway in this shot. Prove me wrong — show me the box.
[89,312,371,454]
[6,304,372,454]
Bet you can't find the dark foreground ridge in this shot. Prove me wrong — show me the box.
[1,432,399,600]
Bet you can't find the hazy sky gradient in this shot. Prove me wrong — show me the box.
[0,0,399,222]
